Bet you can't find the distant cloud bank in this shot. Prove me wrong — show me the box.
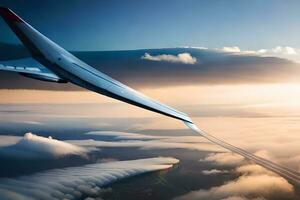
[1,44,300,89]
[141,52,197,64]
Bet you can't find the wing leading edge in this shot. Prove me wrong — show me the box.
[0,7,193,124]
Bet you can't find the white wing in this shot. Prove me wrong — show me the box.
[0,7,192,124]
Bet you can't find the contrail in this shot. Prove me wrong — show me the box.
[185,122,300,187]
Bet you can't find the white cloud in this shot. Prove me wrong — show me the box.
[219,46,299,56]
[257,49,267,54]
[256,46,300,62]
[0,133,88,158]
[270,46,297,55]
[202,169,228,175]
[215,45,300,62]
[141,52,197,64]
[200,152,245,166]
[221,46,241,53]
[0,157,179,200]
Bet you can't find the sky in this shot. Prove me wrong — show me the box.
[1,0,300,51]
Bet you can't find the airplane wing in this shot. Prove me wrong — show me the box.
[0,57,66,82]
[0,7,193,124]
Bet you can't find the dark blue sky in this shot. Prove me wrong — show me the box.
[1,0,300,51]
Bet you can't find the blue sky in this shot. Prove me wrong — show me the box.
[1,0,300,51]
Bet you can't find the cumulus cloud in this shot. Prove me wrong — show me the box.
[175,174,294,200]
[221,45,300,63]
[0,133,88,158]
[256,46,300,62]
[217,46,300,63]
[220,46,299,56]
[221,46,241,53]
[0,157,179,200]
[141,52,197,64]
[219,46,256,55]
[200,152,245,166]
[270,46,297,55]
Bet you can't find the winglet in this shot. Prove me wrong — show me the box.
[0,7,24,23]
[184,121,204,135]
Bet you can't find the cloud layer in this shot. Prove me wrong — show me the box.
[0,157,179,200]
[70,131,225,153]
[1,45,300,89]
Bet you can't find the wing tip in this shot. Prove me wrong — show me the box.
[183,121,203,134]
[0,7,24,23]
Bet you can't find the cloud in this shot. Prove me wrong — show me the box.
[202,169,228,175]
[218,45,300,63]
[0,135,21,147]
[218,46,256,55]
[85,131,166,140]
[0,157,179,200]
[70,131,225,153]
[221,46,241,53]
[220,46,299,57]
[256,46,300,62]
[200,152,245,166]
[192,115,300,173]
[175,174,294,200]
[235,164,275,176]
[0,133,88,158]
[141,52,197,64]
[269,46,297,55]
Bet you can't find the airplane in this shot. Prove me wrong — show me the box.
[0,7,196,129]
